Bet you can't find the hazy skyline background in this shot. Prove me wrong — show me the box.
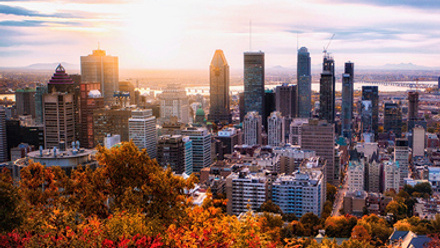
[1,0,440,70]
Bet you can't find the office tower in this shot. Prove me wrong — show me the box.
[15,88,36,118]
[216,127,240,154]
[157,135,193,175]
[159,84,189,124]
[384,160,400,193]
[243,111,262,145]
[81,48,119,105]
[35,84,48,125]
[367,154,380,193]
[239,92,245,122]
[181,127,211,173]
[79,82,104,148]
[413,125,425,157]
[272,167,324,218]
[289,118,308,146]
[348,157,365,193]
[362,86,379,134]
[319,71,334,123]
[208,50,231,123]
[384,102,402,137]
[93,108,131,146]
[267,111,284,146]
[301,119,337,185]
[0,107,7,162]
[408,91,419,121]
[394,138,409,188]
[276,83,297,118]
[244,51,265,116]
[226,172,268,215]
[48,64,76,94]
[43,93,75,149]
[129,109,157,159]
[341,62,354,140]
[361,100,373,133]
[297,47,312,118]
[119,81,136,105]
[263,90,276,130]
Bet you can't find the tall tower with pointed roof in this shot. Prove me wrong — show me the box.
[208,50,231,123]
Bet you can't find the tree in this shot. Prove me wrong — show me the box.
[326,183,337,204]
[0,169,24,233]
[357,214,392,246]
[385,200,407,221]
[300,213,321,237]
[351,225,371,243]
[258,200,283,214]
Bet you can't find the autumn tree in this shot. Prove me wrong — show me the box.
[351,225,371,243]
[325,215,357,238]
[385,200,408,221]
[258,200,283,214]
[300,212,321,237]
[0,169,24,233]
[357,214,392,246]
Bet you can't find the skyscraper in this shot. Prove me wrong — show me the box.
[362,86,379,134]
[319,71,334,123]
[35,84,48,125]
[0,107,7,162]
[243,111,262,145]
[244,51,265,117]
[48,64,75,94]
[93,108,131,146]
[267,111,284,147]
[408,91,419,121]
[43,93,75,149]
[15,88,36,118]
[81,48,119,105]
[341,62,354,140]
[263,89,276,130]
[384,102,402,137]
[79,82,103,148]
[181,127,211,173]
[159,84,189,124]
[129,109,157,159]
[297,47,312,118]
[208,50,231,123]
[275,83,297,118]
[157,135,193,175]
[394,138,409,188]
[301,119,337,185]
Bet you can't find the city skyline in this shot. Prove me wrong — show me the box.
[1,1,440,70]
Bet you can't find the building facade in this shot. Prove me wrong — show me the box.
[79,82,104,148]
[394,138,409,188]
[157,135,193,175]
[0,107,7,162]
[208,50,231,123]
[129,109,157,159]
[384,102,402,137]
[275,83,297,118]
[243,111,262,145]
[181,127,211,173]
[159,84,189,124]
[362,86,379,134]
[244,51,265,117]
[15,88,36,118]
[93,108,131,146]
[297,47,312,118]
[267,111,284,146]
[341,62,354,140]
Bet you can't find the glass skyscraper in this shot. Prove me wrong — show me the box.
[244,51,265,117]
[362,86,379,134]
[319,55,335,123]
[297,47,311,118]
[208,49,231,124]
[341,62,354,140]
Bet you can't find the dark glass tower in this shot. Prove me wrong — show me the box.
[384,102,402,137]
[275,83,297,118]
[297,47,311,118]
[264,90,276,130]
[362,86,379,134]
[244,51,265,117]
[408,91,419,121]
[319,55,335,123]
[208,50,231,124]
[341,62,354,140]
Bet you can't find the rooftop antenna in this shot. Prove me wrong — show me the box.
[249,19,252,51]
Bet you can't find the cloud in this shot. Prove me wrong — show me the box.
[0,4,74,18]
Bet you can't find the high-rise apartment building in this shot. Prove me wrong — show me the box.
[297,47,312,118]
[93,108,131,146]
[341,62,354,140]
[413,125,425,157]
[129,109,157,159]
[384,160,400,193]
[289,118,308,146]
[208,50,231,123]
[362,86,379,134]
[384,102,402,137]
[394,138,409,188]
[273,147,316,174]
[79,82,104,148]
[181,127,211,173]
[159,84,189,124]
[301,119,337,185]
[216,127,240,154]
[275,84,297,118]
[15,88,36,118]
[157,135,193,175]
[81,48,119,105]
[244,51,265,117]
[243,111,262,145]
[43,93,75,149]
[348,159,365,193]
[367,154,381,193]
[267,111,284,146]
[0,107,7,162]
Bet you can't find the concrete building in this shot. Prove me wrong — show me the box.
[273,146,316,174]
[181,127,211,173]
[15,88,36,118]
[343,191,368,216]
[129,109,157,159]
[384,160,400,193]
[81,48,119,105]
[216,127,240,154]
[267,111,284,146]
[10,143,33,162]
[348,158,365,193]
[226,172,268,216]
[428,167,440,193]
[93,107,131,146]
[103,134,120,148]
[413,125,425,157]
[272,168,325,217]
[43,93,75,149]
[289,118,308,146]
[243,111,262,145]
[394,138,409,188]
[157,135,193,175]
[79,83,104,148]
[367,154,381,193]
[301,119,337,185]
[159,84,189,124]
[0,107,7,162]
[297,47,312,118]
[275,83,297,118]
[244,51,265,117]
[208,49,231,123]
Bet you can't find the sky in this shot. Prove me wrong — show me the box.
[1,0,440,70]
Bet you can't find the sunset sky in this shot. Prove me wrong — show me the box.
[1,0,440,70]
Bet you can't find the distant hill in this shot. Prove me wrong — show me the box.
[24,62,79,72]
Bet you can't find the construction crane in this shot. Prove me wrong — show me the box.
[323,33,335,56]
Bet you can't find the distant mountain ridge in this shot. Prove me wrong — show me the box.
[25,62,79,71]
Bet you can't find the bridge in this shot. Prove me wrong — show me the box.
[355,81,437,89]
